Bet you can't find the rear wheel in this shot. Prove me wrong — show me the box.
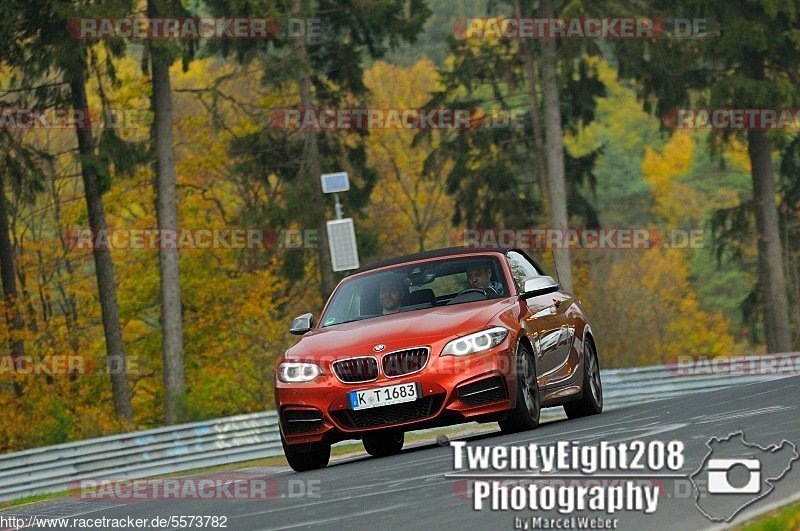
[564,340,603,418]
[281,434,331,472]
[499,343,540,434]
[363,430,404,457]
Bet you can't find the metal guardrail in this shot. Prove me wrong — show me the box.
[2,353,797,502]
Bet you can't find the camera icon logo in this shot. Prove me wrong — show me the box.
[690,431,798,522]
[706,458,761,494]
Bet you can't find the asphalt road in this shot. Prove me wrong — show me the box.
[4,375,799,531]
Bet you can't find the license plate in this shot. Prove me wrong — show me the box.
[348,382,419,410]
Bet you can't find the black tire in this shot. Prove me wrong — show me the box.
[281,434,331,472]
[564,340,603,418]
[499,342,540,434]
[362,430,404,457]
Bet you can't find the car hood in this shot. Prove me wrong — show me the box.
[285,298,515,360]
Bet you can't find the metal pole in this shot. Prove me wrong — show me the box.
[334,193,343,220]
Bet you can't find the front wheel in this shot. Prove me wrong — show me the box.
[363,430,404,457]
[564,340,603,418]
[499,342,540,434]
[282,434,331,472]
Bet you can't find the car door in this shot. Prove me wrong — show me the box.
[507,251,576,389]
[543,290,578,387]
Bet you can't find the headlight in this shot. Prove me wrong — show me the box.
[278,362,323,382]
[441,327,509,356]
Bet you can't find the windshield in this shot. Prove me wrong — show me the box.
[319,256,509,328]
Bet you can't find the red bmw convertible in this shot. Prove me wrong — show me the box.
[275,247,603,471]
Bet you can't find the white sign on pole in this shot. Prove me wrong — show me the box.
[321,172,350,194]
[326,218,360,271]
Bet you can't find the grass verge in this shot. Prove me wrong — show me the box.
[739,499,800,530]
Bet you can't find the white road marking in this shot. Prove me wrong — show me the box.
[690,405,793,424]
[258,503,408,530]
[229,477,449,519]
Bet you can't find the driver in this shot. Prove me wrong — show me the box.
[378,277,405,315]
[465,264,503,294]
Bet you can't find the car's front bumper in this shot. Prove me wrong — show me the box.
[275,343,516,446]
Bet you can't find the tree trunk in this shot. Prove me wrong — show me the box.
[513,0,550,217]
[149,0,186,425]
[538,0,573,293]
[747,129,792,352]
[293,0,337,298]
[51,178,80,352]
[68,67,133,421]
[0,173,25,391]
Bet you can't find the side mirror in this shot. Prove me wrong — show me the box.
[520,276,559,299]
[289,313,314,335]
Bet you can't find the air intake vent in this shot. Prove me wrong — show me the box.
[282,409,324,434]
[457,376,507,406]
[331,394,445,430]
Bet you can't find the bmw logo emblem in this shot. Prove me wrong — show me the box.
[373,344,386,352]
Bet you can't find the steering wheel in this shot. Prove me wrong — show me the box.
[456,287,492,297]
[450,286,498,301]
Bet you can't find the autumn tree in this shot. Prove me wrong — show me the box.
[0,0,137,419]
[420,9,604,233]
[363,60,452,255]
[0,130,47,383]
[204,0,431,297]
[537,0,572,291]
[616,0,799,352]
[582,248,737,367]
[142,0,191,425]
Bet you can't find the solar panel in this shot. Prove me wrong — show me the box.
[320,172,350,194]
[327,218,360,271]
